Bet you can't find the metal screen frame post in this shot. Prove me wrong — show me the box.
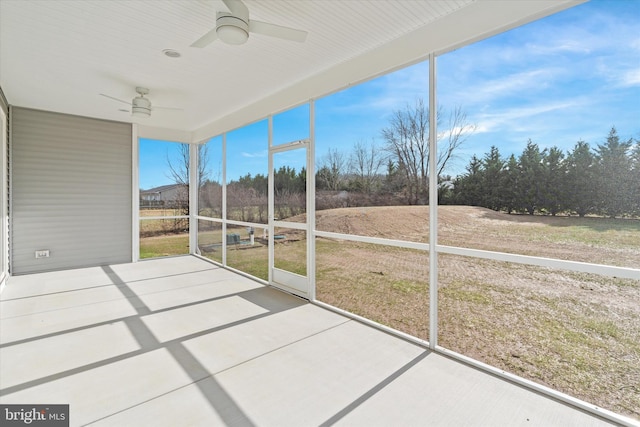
[131,126,140,262]
[221,134,227,267]
[189,142,198,255]
[428,53,438,349]
[308,100,316,301]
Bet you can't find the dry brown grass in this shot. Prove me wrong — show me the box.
[314,206,640,420]
[316,205,639,267]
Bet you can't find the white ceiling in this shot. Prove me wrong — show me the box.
[0,0,581,142]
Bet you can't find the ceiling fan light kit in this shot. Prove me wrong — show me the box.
[131,87,151,118]
[131,98,151,117]
[100,86,181,119]
[216,13,249,45]
[190,0,307,48]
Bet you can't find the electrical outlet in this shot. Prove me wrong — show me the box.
[35,250,50,259]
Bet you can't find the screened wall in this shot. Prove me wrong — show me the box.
[186,2,639,421]
[138,139,191,259]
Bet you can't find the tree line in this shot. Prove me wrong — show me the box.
[447,128,639,218]
[193,99,638,220]
[199,165,307,223]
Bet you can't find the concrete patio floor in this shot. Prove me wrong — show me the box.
[0,256,621,426]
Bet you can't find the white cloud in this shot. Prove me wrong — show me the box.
[472,100,582,135]
[524,38,593,56]
[438,67,569,110]
[620,68,640,87]
[335,62,430,116]
[240,150,267,158]
[476,70,553,100]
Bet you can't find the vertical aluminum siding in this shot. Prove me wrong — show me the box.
[11,108,132,274]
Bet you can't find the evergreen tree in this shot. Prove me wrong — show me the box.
[517,140,544,215]
[540,146,566,215]
[453,155,483,206]
[595,127,633,218]
[630,140,640,216]
[501,154,520,214]
[565,141,596,217]
[274,165,305,195]
[480,146,504,211]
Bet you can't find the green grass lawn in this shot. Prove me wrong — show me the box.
[226,245,269,280]
[140,233,189,258]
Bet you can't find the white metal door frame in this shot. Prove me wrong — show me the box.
[267,128,310,298]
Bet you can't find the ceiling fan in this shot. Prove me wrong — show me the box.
[191,0,308,47]
[99,87,180,118]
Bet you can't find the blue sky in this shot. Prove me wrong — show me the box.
[140,0,639,189]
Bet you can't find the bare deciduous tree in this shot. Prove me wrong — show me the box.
[438,106,476,177]
[349,140,385,194]
[227,185,258,222]
[317,147,347,191]
[166,143,210,218]
[381,99,475,204]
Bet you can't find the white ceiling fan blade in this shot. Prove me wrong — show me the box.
[99,93,130,105]
[191,27,218,48]
[223,0,248,18]
[153,106,183,111]
[249,20,307,43]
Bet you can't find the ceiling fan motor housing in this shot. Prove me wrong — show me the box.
[216,12,249,45]
[132,96,151,117]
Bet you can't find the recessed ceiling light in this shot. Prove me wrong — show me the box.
[162,49,181,58]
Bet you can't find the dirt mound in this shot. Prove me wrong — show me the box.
[316,205,428,240]
[314,205,639,267]
[316,205,511,240]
